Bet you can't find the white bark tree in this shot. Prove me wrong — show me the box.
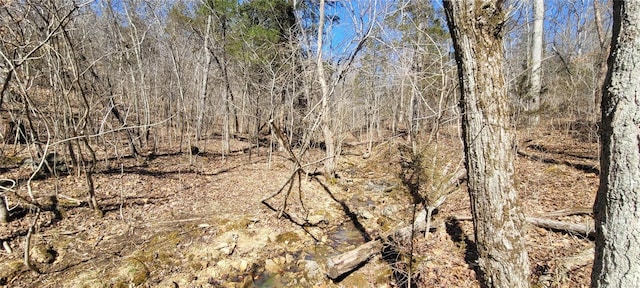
[525,0,544,125]
[443,0,531,287]
[316,0,337,177]
[591,1,640,286]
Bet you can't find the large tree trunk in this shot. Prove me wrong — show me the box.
[591,1,640,286]
[525,0,544,125]
[443,1,531,287]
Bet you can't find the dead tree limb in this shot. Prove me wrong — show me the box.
[526,217,594,238]
[326,209,429,280]
[538,207,592,218]
[326,240,383,279]
[326,206,593,280]
[261,120,309,218]
[453,213,595,238]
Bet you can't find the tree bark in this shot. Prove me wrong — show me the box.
[443,1,531,287]
[591,1,640,286]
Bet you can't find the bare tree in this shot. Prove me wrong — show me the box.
[592,0,610,119]
[315,0,337,177]
[443,0,531,287]
[525,0,544,125]
[591,1,640,286]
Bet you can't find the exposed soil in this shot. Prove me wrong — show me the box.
[0,126,598,287]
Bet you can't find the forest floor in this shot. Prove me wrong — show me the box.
[0,123,599,287]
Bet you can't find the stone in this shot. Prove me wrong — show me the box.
[357,208,374,219]
[382,205,400,218]
[285,254,294,264]
[238,259,248,272]
[265,259,279,273]
[304,260,321,278]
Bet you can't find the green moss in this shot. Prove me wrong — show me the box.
[374,267,393,284]
[190,261,204,271]
[149,231,181,247]
[342,272,368,287]
[376,217,394,233]
[117,257,149,286]
[275,231,300,244]
[544,165,567,176]
[0,260,25,279]
[0,156,25,166]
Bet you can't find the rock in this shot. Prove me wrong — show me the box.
[382,205,400,218]
[31,244,56,264]
[238,259,248,272]
[364,180,396,193]
[285,254,294,264]
[216,259,230,270]
[307,214,328,226]
[274,256,286,265]
[264,259,279,273]
[357,208,374,219]
[304,260,321,278]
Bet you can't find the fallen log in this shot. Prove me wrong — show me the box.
[326,209,428,280]
[326,240,382,279]
[539,207,592,218]
[327,206,593,280]
[453,215,595,238]
[526,217,594,238]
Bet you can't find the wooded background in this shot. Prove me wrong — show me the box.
[0,0,609,169]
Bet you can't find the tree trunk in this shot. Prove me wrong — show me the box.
[525,0,544,125]
[316,0,336,177]
[591,1,640,286]
[592,0,609,120]
[0,61,11,113]
[443,1,531,287]
[0,196,8,223]
[197,15,212,142]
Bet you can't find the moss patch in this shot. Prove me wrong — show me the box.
[116,257,149,286]
[275,231,301,244]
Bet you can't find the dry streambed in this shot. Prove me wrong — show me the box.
[1,149,416,287]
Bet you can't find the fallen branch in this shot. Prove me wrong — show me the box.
[326,205,593,280]
[326,209,428,280]
[527,217,594,238]
[326,240,382,279]
[453,214,594,238]
[539,207,592,218]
